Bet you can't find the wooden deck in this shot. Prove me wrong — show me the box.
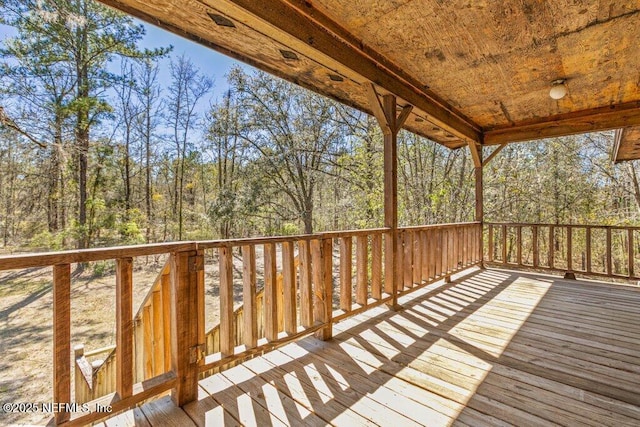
[99,268,640,426]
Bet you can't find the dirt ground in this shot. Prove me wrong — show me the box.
[0,245,333,426]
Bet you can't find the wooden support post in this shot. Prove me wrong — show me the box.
[629,229,634,278]
[170,250,201,406]
[53,263,71,424]
[241,245,257,348]
[470,141,483,266]
[368,84,412,309]
[219,246,234,356]
[299,239,313,327]
[371,234,382,300]
[264,243,278,341]
[356,235,368,305]
[339,237,352,311]
[116,257,134,399]
[532,226,539,267]
[282,241,297,334]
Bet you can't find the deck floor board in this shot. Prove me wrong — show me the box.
[108,268,640,426]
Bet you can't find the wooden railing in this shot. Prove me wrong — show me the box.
[0,222,480,426]
[485,222,640,280]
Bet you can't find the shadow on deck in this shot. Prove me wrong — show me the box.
[99,267,640,426]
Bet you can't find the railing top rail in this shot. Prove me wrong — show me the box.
[485,222,640,230]
[0,221,481,271]
[0,242,196,271]
[399,221,481,231]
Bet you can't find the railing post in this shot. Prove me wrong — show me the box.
[219,246,234,356]
[53,263,71,425]
[241,245,258,348]
[116,257,134,399]
[516,226,522,265]
[170,249,202,406]
[549,226,555,269]
[264,243,278,341]
[313,238,333,340]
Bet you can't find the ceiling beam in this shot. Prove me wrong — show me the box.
[213,0,481,143]
[484,101,640,145]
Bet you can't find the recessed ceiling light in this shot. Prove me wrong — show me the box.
[208,13,235,28]
[549,79,567,100]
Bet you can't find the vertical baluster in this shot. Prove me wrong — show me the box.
[397,231,404,288]
[299,240,313,327]
[356,235,368,305]
[339,237,352,311]
[413,231,422,284]
[152,289,164,375]
[264,243,278,341]
[116,258,133,399]
[488,225,494,262]
[219,246,234,356]
[143,305,153,377]
[606,228,612,276]
[516,226,522,265]
[629,229,634,278]
[501,225,507,264]
[435,229,442,277]
[242,245,257,348]
[567,226,573,271]
[161,272,171,372]
[282,241,297,334]
[586,227,592,273]
[371,234,382,300]
[532,226,539,268]
[403,231,412,288]
[53,263,71,424]
[421,230,428,280]
[462,226,468,266]
[549,226,555,269]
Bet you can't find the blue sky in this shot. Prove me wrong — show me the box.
[0,15,248,104]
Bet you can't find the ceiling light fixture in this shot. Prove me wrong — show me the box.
[549,79,567,100]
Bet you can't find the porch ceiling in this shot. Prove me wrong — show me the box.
[99,0,640,153]
[613,126,640,163]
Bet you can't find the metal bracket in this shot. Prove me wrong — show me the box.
[189,344,205,364]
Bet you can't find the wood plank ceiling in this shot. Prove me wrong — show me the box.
[98,0,640,155]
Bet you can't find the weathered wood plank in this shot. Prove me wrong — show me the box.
[241,245,257,348]
[264,243,278,341]
[356,235,368,305]
[282,241,297,334]
[219,246,234,356]
[371,233,382,300]
[116,258,134,399]
[340,236,353,311]
[299,239,313,328]
[170,251,200,406]
[53,263,71,424]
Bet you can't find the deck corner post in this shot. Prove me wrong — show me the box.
[472,143,484,268]
[53,263,71,425]
[169,249,202,407]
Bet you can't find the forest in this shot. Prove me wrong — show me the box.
[1,0,640,255]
